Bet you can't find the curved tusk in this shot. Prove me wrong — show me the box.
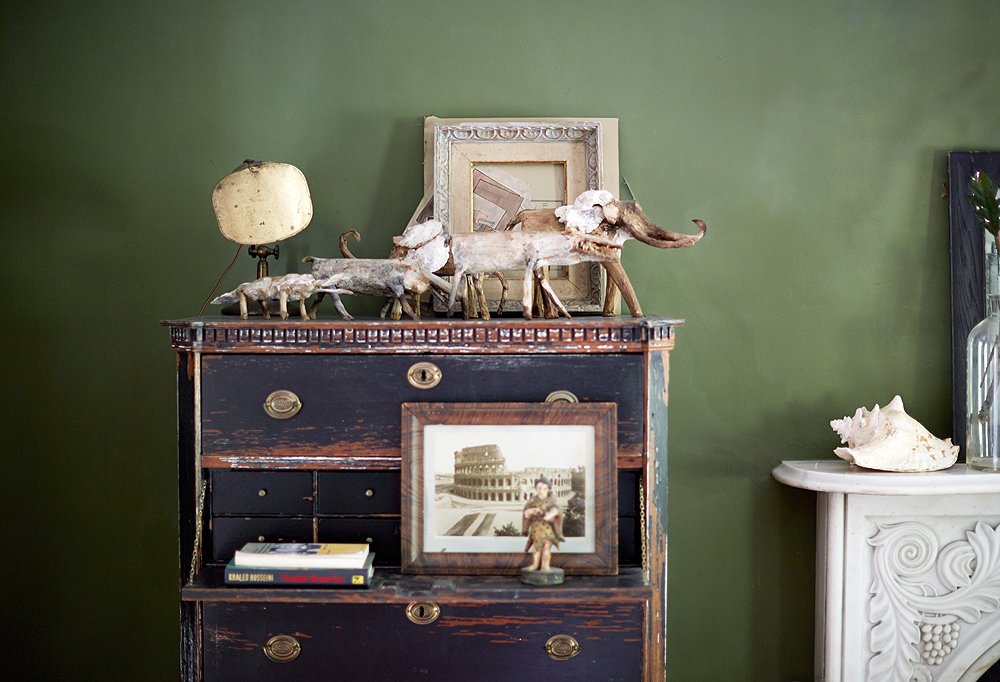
[628,214,707,249]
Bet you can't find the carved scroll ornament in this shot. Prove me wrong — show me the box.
[868,521,1000,682]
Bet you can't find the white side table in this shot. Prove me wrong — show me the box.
[773,460,1000,682]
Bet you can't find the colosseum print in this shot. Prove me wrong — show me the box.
[421,423,596,554]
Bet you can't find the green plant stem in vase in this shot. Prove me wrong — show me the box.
[966,171,1000,472]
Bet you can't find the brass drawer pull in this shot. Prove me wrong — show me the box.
[263,634,301,663]
[545,634,580,661]
[263,390,302,419]
[407,362,442,389]
[405,601,441,625]
[545,390,579,404]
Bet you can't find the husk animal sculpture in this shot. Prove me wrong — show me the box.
[338,220,480,319]
[376,192,705,319]
[448,226,622,319]
[211,273,352,320]
[507,190,707,317]
[829,396,959,472]
[306,218,454,320]
[303,257,452,320]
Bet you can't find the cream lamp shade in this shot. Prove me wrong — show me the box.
[212,160,313,245]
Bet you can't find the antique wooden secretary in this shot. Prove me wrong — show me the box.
[165,315,678,681]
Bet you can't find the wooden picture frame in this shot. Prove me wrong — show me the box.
[949,151,1000,454]
[401,401,618,575]
[425,117,620,313]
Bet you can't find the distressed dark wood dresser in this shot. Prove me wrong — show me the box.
[165,316,679,681]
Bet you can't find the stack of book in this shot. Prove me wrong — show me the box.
[224,542,375,588]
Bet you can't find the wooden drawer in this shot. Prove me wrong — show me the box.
[318,470,400,514]
[318,518,400,566]
[202,601,644,681]
[212,471,313,515]
[200,353,644,461]
[210,517,313,562]
[618,470,638,515]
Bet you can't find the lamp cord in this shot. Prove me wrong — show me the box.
[197,244,243,316]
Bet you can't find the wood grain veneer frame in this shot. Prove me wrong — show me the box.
[401,401,618,575]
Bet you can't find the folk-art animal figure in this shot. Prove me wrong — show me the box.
[507,190,707,317]
[211,273,352,320]
[445,189,705,320]
[337,220,463,319]
[447,228,625,320]
[358,220,515,320]
[304,255,453,320]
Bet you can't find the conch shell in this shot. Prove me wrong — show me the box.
[829,396,958,472]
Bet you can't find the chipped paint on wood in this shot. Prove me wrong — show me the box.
[202,601,644,681]
[167,316,679,681]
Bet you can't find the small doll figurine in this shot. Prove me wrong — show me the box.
[521,475,566,585]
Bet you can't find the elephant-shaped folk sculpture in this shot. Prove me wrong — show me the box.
[507,190,706,317]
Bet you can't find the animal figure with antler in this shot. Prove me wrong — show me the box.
[505,190,707,317]
[304,219,454,320]
[341,220,507,320]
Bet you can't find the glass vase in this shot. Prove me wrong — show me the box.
[966,294,1000,471]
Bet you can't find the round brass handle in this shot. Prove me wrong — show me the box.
[405,601,441,625]
[544,634,581,661]
[263,634,301,663]
[545,390,579,404]
[263,390,302,419]
[407,362,442,389]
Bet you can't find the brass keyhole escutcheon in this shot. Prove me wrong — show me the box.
[545,390,579,404]
[544,634,581,661]
[263,634,301,663]
[263,390,302,419]
[407,362,442,390]
[405,601,441,625]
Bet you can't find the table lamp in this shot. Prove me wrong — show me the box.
[212,159,313,278]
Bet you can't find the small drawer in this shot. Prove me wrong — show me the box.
[203,601,643,681]
[212,471,313,515]
[318,471,400,514]
[618,470,639,515]
[318,518,400,566]
[211,517,313,561]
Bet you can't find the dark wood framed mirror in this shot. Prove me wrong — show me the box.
[949,151,1000,458]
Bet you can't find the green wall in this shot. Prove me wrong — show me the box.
[2,1,997,679]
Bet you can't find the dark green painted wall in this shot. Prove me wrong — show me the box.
[2,1,997,679]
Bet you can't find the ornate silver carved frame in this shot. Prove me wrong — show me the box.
[431,120,616,313]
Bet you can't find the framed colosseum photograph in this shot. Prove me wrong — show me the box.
[400,401,618,575]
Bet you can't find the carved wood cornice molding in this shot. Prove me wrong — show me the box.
[163,317,680,354]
